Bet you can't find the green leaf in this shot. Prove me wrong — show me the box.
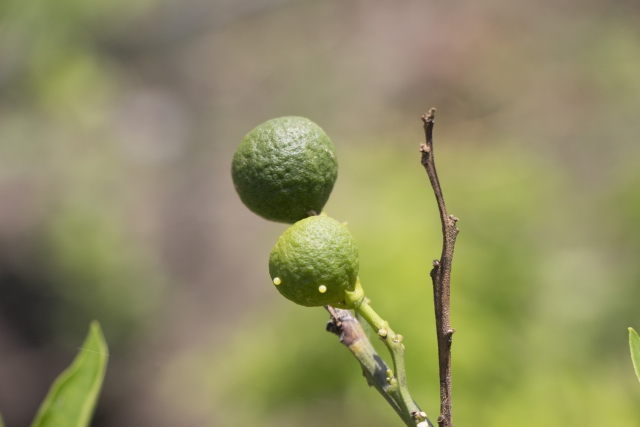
[31,321,109,427]
[629,327,640,382]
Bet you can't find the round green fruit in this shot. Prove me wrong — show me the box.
[269,215,359,307]
[231,116,338,224]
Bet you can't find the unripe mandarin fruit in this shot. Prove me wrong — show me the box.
[231,117,338,224]
[269,216,359,307]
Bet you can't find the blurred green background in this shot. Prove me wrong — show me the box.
[1,0,640,426]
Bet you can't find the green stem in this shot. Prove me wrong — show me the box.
[355,300,419,419]
[326,307,405,420]
[326,307,432,427]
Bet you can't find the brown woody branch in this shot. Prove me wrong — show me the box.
[420,109,459,427]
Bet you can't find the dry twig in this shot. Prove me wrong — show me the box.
[420,109,459,427]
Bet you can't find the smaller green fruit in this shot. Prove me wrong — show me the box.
[269,215,359,307]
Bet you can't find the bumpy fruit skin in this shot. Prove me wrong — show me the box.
[231,117,338,224]
[269,216,359,307]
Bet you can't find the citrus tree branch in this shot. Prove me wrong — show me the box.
[354,299,430,426]
[325,306,433,427]
[420,109,459,427]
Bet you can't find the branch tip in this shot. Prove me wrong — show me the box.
[421,108,436,124]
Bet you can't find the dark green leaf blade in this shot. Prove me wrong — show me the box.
[629,327,640,382]
[31,321,109,427]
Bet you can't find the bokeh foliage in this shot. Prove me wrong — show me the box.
[1,1,640,426]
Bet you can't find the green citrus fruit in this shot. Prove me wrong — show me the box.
[269,215,359,307]
[231,117,338,223]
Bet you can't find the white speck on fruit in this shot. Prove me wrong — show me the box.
[273,277,281,285]
[318,285,327,293]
